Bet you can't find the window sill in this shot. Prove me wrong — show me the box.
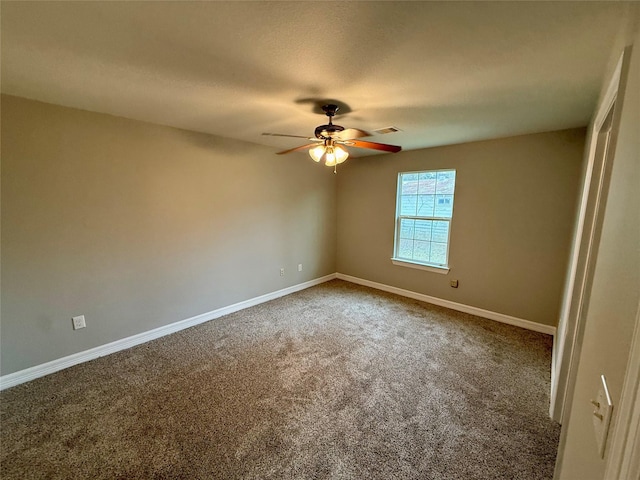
[391,258,450,274]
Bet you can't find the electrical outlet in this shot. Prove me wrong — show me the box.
[298,264,303,272]
[450,279,459,288]
[72,315,86,330]
[280,268,285,276]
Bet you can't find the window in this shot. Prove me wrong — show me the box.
[392,169,456,272]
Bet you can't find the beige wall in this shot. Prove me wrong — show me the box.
[336,129,586,327]
[555,20,640,480]
[0,95,337,375]
[0,97,591,376]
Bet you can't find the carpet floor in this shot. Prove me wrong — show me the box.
[0,280,560,479]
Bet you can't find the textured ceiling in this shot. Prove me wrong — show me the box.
[0,1,629,156]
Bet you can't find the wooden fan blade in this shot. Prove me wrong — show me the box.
[262,133,314,140]
[336,128,372,140]
[345,139,402,153]
[276,144,317,155]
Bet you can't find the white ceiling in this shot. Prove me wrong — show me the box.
[0,1,629,156]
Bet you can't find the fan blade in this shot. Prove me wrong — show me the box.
[276,144,317,155]
[262,133,315,140]
[336,128,372,140]
[344,139,402,153]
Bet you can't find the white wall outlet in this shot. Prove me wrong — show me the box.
[280,268,285,276]
[298,264,303,272]
[72,315,86,330]
[592,374,613,458]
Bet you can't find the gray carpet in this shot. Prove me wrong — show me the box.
[0,280,560,479]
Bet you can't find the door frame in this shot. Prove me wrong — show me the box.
[550,49,626,424]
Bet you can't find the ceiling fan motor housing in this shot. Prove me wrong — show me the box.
[315,123,345,139]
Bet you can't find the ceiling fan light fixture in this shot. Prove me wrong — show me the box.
[309,144,325,162]
[309,143,349,167]
[324,146,336,166]
[334,145,349,164]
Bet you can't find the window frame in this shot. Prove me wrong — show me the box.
[391,168,456,274]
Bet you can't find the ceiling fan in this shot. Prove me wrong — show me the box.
[262,104,401,172]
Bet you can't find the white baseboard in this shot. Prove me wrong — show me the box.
[0,272,555,391]
[0,273,337,391]
[336,273,556,336]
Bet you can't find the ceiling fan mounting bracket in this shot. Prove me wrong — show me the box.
[321,104,339,117]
